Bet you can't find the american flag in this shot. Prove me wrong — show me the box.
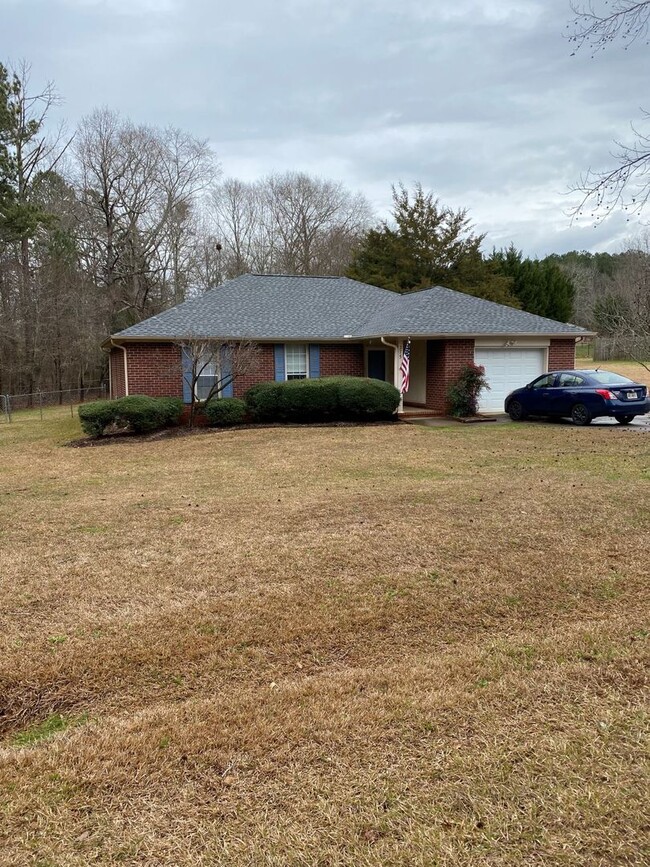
[399,339,411,394]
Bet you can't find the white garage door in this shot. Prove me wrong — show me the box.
[474,348,546,413]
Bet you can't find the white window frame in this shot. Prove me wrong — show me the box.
[285,344,309,381]
[195,352,220,401]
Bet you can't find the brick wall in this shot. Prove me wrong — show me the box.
[111,339,391,401]
[320,343,365,377]
[548,338,577,371]
[109,349,126,398]
[233,343,276,398]
[425,339,475,412]
[126,343,183,398]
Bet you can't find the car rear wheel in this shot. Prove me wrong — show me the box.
[507,399,526,421]
[616,415,635,425]
[571,403,592,426]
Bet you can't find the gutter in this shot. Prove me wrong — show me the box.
[104,330,595,345]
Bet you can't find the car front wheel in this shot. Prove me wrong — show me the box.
[571,403,592,426]
[507,399,526,421]
[616,415,635,425]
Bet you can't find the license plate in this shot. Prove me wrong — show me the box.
[626,392,638,400]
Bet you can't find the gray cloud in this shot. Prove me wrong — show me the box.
[1,0,647,256]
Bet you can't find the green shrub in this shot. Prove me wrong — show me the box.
[244,382,283,422]
[78,400,120,438]
[204,397,247,426]
[336,377,400,420]
[78,395,183,437]
[447,364,489,417]
[115,396,183,433]
[243,377,400,423]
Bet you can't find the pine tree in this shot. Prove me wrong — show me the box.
[490,245,575,322]
[347,183,518,305]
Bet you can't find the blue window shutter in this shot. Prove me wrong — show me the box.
[181,347,193,404]
[309,344,320,379]
[274,344,285,381]
[220,346,234,397]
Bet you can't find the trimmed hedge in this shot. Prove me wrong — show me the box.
[244,376,399,423]
[79,395,183,437]
[204,397,247,426]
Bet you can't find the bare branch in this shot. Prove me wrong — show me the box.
[568,1,650,54]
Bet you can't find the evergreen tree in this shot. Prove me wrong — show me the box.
[0,63,15,233]
[490,245,575,322]
[347,183,518,305]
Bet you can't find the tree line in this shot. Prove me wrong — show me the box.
[0,60,640,398]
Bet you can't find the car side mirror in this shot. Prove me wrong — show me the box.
[526,383,532,390]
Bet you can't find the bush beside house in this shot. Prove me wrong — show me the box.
[79,396,183,437]
[204,397,247,426]
[446,364,489,417]
[244,376,400,423]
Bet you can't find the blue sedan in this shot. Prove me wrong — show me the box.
[504,369,650,426]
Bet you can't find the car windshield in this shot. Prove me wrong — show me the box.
[587,371,636,385]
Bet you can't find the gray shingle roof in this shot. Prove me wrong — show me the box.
[112,273,589,341]
[361,284,588,337]
[113,274,393,341]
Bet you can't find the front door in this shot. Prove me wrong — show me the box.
[367,349,386,381]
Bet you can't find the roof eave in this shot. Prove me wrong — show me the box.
[106,330,595,345]
[358,331,595,340]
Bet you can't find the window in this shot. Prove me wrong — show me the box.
[531,374,556,389]
[558,373,585,387]
[285,344,308,380]
[196,352,218,400]
[588,371,634,385]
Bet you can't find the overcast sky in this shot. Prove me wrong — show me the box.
[1,0,648,257]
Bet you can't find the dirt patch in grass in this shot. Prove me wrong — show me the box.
[0,418,648,865]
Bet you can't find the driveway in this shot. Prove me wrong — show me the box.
[406,414,650,430]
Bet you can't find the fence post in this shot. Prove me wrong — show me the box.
[38,390,43,421]
[6,395,11,423]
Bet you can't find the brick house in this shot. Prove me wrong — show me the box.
[105,274,590,414]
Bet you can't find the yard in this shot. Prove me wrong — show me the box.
[0,404,648,864]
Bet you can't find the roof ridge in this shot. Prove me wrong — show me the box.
[249,273,344,279]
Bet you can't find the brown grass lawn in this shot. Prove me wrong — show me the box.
[575,358,650,389]
[0,410,648,865]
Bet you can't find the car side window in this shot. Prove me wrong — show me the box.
[531,374,556,389]
[558,373,585,387]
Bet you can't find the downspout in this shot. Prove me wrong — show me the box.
[380,336,403,413]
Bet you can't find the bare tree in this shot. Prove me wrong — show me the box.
[175,337,260,427]
[208,172,373,279]
[209,178,267,277]
[74,109,219,326]
[568,2,650,218]
[264,172,372,275]
[569,1,650,52]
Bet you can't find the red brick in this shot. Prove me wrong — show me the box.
[233,344,275,398]
[548,339,577,371]
[320,343,365,377]
[425,339,475,412]
[125,343,183,399]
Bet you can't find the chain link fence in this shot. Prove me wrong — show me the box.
[0,385,107,423]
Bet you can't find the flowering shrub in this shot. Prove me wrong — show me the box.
[447,364,489,417]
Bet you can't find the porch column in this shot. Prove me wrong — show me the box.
[394,338,403,412]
